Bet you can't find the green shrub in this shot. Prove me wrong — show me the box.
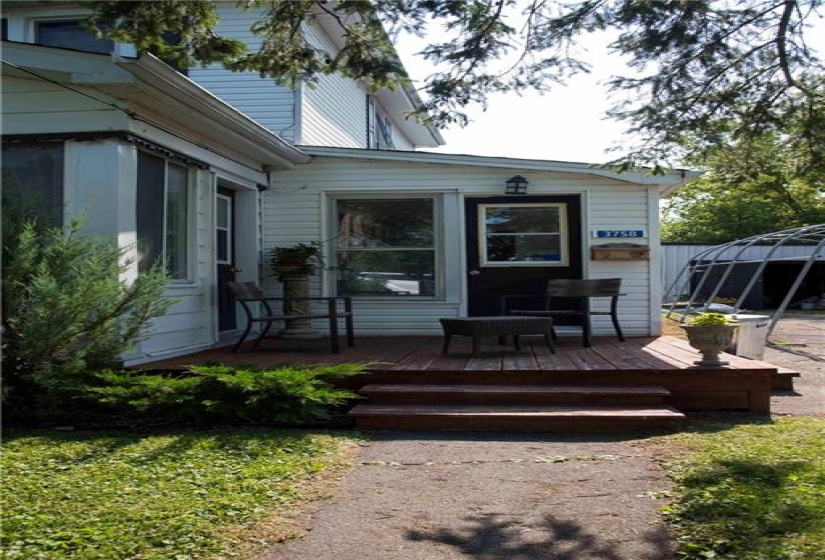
[1,219,175,414]
[86,363,366,424]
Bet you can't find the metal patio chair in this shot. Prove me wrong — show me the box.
[227,281,354,353]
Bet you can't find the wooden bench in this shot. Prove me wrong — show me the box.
[439,316,554,356]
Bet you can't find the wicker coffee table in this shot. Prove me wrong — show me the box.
[439,316,555,356]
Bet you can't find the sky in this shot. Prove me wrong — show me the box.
[393,12,825,165]
[394,31,631,164]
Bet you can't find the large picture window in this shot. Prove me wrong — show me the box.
[479,203,568,266]
[335,198,437,297]
[136,151,189,280]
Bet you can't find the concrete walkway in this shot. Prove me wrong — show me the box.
[258,314,823,560]
[261,433,676,560]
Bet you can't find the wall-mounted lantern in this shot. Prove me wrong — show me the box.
[505,175,529,195]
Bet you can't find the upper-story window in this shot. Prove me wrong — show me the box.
[366,95,395,150]
[35,19,114,54]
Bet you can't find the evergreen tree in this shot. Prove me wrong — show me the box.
[1,219,176,413]
[82,0,825,171]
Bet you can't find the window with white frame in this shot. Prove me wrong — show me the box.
[479,203,569,266]
[335,197,438,297]
[136,151,190,280]
[31,17,186,72]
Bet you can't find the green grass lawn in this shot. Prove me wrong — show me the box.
[650,417,825,560]
[4,418,823,560]
[1,428,361,560]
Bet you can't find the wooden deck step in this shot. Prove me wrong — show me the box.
[772,366,801,390]
[350,403,686,433]
[358,384,672,405]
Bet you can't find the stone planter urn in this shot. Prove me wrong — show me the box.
[275,268,323,339]
[681,324,739,366]
[269,242,326,339]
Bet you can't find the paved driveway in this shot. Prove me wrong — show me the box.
[767,312,824,417]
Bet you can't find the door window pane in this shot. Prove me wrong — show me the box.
[335,198,437,297]
[215,194,231,264]
[480,204,568,265]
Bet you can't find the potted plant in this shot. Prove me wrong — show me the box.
[269,241,325,280]
[681,312,739,366]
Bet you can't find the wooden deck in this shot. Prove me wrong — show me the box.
[142,334,772,373]
[142,334,785,418]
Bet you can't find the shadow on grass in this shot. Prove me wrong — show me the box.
[406,512,674,560]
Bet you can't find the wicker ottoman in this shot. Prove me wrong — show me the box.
[439,316,555,356]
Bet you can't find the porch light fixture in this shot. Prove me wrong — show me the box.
[505,175,529,195]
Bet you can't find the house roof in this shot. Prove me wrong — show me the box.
[1,41,311,170]
[301,145,700,193]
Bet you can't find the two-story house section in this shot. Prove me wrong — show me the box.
[193,2,444,150]
[0,1,445,151]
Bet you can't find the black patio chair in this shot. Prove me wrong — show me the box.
[227,281,354,353]
[500,278,625,348]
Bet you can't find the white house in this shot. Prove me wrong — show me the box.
[1,2,695,365]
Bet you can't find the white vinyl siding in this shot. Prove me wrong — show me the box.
[185,4,297,140]
[1,76,128,134]
[264,155,658,336]
[298,20,368,147]
[1,2,437,150]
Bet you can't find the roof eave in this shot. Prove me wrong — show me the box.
[113,53,311,168]
[301,145,698,187]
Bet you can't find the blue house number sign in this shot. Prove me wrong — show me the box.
[593,230,646,238]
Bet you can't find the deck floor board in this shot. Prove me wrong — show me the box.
[141,335,779,376]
